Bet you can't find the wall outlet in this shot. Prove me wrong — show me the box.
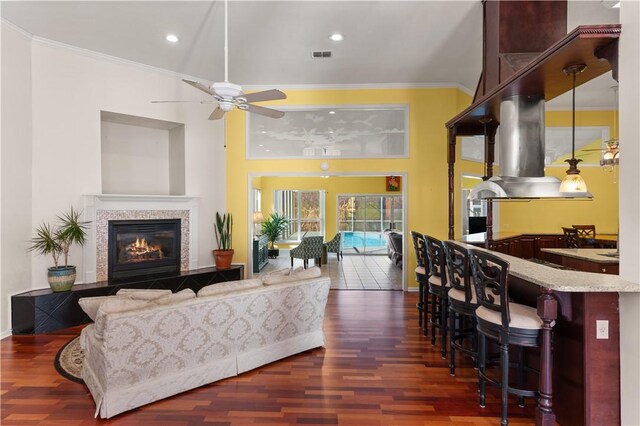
[596,320,609,339]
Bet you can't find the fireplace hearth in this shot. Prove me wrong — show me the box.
[108,219,181,279]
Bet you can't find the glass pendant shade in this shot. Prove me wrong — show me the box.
[560,173,588,193]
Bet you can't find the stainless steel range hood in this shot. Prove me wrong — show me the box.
[469,95,593,200]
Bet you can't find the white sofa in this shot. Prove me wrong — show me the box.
[80,275,331,418]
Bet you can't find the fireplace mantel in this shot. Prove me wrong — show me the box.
[82,194,199,283]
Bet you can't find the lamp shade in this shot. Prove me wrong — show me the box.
[252,211,264,224]
[559,173,588,193]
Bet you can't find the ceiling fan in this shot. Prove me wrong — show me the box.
[153,0,286,120]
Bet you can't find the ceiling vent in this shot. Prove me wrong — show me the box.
[311,51,332,58]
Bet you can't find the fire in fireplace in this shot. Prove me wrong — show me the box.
[108,219,181,279]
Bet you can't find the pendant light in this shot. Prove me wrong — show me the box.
[559,64,589,194]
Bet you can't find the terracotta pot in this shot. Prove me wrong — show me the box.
[213,249,234,270]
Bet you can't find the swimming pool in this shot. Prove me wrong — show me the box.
[342,232,387,250]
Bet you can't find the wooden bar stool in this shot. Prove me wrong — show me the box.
[423,235,449,358]
[411,231,430,335]
[562,227,580,248]
[442,241,478,376]
[468,248,543,426]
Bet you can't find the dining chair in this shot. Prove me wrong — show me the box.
[562,227,580,248]
[572,224,597,248]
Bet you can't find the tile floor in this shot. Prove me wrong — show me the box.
[256,249,403,290]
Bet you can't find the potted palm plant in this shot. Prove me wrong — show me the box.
[213,212,234,269]
[261,212,290,258]
[29,206,90,292]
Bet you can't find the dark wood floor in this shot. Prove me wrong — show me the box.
[1,290,534,425]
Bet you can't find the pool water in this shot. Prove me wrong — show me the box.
[342,232,387,249]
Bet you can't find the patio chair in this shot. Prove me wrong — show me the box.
[290,236,324,268]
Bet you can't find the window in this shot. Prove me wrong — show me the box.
[337,195,403,254]
[274,190,325,241]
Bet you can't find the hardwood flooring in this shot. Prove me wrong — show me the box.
[1,290,534,425]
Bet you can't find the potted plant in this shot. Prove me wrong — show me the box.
[213,212,234,269]
[261,212,290,258]
[29,206,90,292]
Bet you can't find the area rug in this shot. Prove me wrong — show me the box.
[54,336,84,384]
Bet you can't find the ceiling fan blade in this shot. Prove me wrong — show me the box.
[182,79,215,96]
[245,103,285,119]
[240,89,287,103]
[208,107,225,120]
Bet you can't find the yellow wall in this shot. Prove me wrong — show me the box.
[457,110,619,235]
[259,176,391,241]
[226,87,470,285]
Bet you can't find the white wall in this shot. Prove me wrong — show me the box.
[1,22,33,337]
[618,1,640,423]
[101,121,171,195]
[0,28,226,336]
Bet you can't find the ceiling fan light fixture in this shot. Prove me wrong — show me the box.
[165,34,179,43]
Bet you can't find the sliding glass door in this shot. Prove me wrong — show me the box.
[338,195,403,254]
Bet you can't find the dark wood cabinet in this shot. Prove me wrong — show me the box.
[472,234,564,261]
[11,266,245,334]
[253,235,269,273]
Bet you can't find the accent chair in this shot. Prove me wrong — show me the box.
[290,236,324,268]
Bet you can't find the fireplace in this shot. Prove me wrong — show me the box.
[108,219,181,279]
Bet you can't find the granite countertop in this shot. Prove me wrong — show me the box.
[541,248,620,264]
[459,232,563,244]
[454,241,639,293]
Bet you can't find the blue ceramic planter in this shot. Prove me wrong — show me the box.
[47,266,76,292]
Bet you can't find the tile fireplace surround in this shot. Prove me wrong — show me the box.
[82,195,199,283]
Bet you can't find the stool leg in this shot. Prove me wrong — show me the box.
[500,342,509,426]
[479,333,486,408]
[449,307,456,376]
[422,292,429,337]
[441,293,448,358]
[418,281,424,328]
[517,346,525,407]
[430,292,437,346]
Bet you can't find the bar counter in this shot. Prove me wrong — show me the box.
[455,242,639,426]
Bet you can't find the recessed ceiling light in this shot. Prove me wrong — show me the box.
[165,34,179,43]
[329,33,344,42]
[328,111,336,114]
[261,130,267,134]
[259,144,264,147]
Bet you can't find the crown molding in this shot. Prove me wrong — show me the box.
[243,82,474,94]
[1,18,34,41]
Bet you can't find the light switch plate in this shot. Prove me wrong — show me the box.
[596,320,609,339]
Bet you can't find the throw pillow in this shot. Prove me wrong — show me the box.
[262,266,322,285]
[116,289,172,300]
[291,266,322,280]
[78,296,113,321]
[94,298,151,339]
[197,279,263,297]
[154,288,196,305]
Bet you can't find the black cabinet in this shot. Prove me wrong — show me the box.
[11,265,244,334]
[253,235,269,273]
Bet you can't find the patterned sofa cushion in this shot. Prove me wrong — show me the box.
[262,266,321,285]
[197,279,263,297]
[154,288,196,305]
[116,289,172,300]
